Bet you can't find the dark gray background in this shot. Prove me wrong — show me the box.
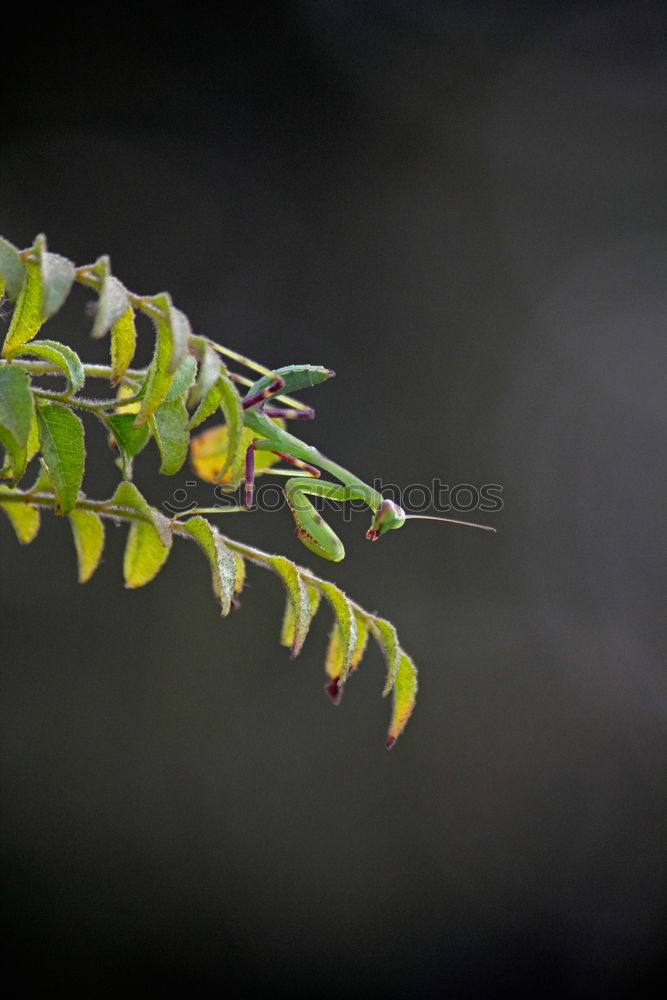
[1,2,665,995]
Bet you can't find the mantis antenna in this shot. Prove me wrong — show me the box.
[404,514,496,532]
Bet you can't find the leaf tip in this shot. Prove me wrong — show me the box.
[385,735,396,750]
[324,677,342,704]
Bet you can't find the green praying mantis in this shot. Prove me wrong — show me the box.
[191,363,495,561]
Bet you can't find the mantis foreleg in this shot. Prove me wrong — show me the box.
[284,478,369,562]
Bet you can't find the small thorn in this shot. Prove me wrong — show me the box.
[385,735,396,750]
[325,677,342,704]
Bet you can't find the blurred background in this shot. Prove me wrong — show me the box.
[1,2,665,994]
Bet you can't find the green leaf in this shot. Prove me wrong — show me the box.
[110,306,137,385]
[181,515,236,615]
[188,337,221,407]
[149,397,190,475]
[314,580,358,686]
[68,508,105,582]
[0,486,40,543]
[369,616,401,696]
[36,402,85,514]
[1,234,75,357]
[132,293,189,426]
[105,412,150,479]
[89,255,130,339]
[215,368,245,485]
[111,481,172,587]
[0,365,34,480]
[0,235,26,299]
[269,556,312,657]
[386,652,418,749]
[164,354,197,402]
[40,240,75,319]
[2,240,43,357]
[18,339,85,393]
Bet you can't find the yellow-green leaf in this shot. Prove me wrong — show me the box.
[36,402,85,514]
[313,580,358,685]
[269,556,311,657]
[19,339,85,393]
[181,515,236,615]
[114,480,172,588]
[233,552,245,595]
[110,307,137,384]
[2,242,43,357]
[215,368,245,484]
[370,616,401,696]
[386,652,418,749]
[0,365,34,480]
[68,508,105,582]
[132,293,186,426]
[283,580,322,649]
[123,519,172,587]
[0,235,25,299]
[111,480,172,546]
[0,486,40,543]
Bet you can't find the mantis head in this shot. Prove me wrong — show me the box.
[366,499,406,541]
[366,499,497,542]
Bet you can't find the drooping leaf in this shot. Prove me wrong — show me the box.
[111,481,172,587]
[385,652,418,749]
[89,255,130,340]
[165,354,197,402]
[326,611,369,688]
[0,365,34,480]
[369,616,401,695]
[110,306,137,385]
[39,240,75,319]
[35,403,85,514]
[2,241,43,357]
[0,485,40,543]
[2,234,75,357]
[313,580,358,685]
[190,423,281,483]
[233,552,246,596]
[111,480,171,545]
[215,368,245,484]
[18,339,85,393]
[188,336,221,407]
[269,555,312,657]
[181,515,236,615]
[0,235,26,299]
[149,397,189,475]
[132,293,188,425]
[105,412,150,478]
[282,580,322,649]
[68,508,105,582]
